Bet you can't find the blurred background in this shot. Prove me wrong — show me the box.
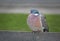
[0,0,60,13]
[0,0,60,32]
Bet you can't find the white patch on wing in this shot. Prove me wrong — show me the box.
[34,14,39,16]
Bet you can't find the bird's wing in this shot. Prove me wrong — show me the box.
[40,14,49,32]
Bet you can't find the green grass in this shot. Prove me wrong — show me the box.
[0,13,60,32]
[46,14,60,32]
[0,13,31,31]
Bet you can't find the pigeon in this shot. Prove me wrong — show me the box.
[27,9,44,32]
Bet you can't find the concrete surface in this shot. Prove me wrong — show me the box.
[0,31,60,41]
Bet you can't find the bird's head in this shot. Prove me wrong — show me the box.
[30,9,40,16]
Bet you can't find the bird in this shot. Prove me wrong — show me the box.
[27,9,44,32]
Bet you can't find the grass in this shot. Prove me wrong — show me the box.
[0,13,60,32]
[0,13,31,31]
[45,14,60,32]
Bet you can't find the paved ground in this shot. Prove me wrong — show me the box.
[0,31,60,41]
